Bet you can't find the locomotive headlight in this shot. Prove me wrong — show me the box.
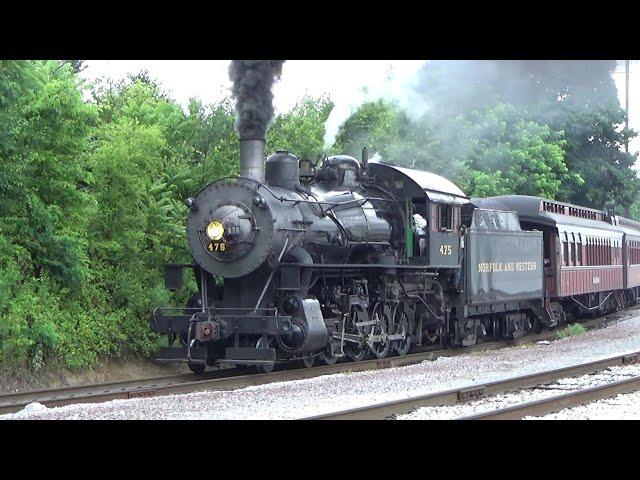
[206,221,225,241]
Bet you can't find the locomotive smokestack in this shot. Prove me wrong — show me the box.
[239,139,266,182]
[229,60,285,183]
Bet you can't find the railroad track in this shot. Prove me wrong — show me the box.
[1,305,637,416]
[305,350,640,420]
[459,374,640,419]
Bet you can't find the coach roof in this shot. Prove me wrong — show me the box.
[470,195,621,234]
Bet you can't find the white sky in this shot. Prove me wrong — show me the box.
[81,60,640,158]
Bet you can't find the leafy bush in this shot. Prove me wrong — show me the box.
[555,323,587,340]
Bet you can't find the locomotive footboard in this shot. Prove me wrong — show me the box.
[151,307,293,365]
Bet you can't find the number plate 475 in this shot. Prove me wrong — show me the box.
[439,244,452,255]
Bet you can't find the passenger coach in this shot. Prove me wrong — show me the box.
[472,195,639,323]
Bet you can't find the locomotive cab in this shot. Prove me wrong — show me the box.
[365,160,468,267]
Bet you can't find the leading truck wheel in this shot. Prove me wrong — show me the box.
[302,354,316,368]
[188,362,206,374]
[256,337,275,374]
[320,339,340,365]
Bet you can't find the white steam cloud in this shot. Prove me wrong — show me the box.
[322,61,427,151]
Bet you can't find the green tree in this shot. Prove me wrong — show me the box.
[0,60,97,369]
[267,96,333,160]
[463,104,580,198]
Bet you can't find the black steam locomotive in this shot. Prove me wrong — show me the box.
[151,140,640,373]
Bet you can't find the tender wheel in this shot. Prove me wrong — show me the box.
[392,303,412,357]
[255,337,275,374]
[188,362,206,374]
[369,302,391,359]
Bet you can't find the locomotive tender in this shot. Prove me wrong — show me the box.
[151,140,640,373]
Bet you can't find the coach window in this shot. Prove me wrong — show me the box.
[612,239,616,264]
[576,233,582,266]
[608,239,612,264]
[584,237,589,266]
[618,239,622,264]
[562,232,569,266]
[570,233,577,266]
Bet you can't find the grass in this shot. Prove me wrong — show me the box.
[555,323,587,339]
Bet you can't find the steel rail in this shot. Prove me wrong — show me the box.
[459,374,640,420]
[1,305,637,416]
[303,351,640,420]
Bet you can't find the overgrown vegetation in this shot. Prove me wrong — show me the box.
[556,323,588,339]
[0,60,637,373]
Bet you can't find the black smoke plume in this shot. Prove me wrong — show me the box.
[229,60,285,139]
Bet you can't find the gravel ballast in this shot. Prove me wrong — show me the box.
[525,390,640,419]
[398,363,640,420]
[4,311,640,420]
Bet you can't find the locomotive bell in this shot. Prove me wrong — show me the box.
[320,155,360,188]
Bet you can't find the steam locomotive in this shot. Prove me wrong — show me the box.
[151,139,640,373]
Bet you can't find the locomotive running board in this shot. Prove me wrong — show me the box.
[222,347,277,363]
